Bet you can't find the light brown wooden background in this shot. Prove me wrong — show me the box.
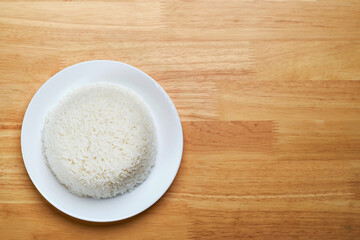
[1,0,360,239]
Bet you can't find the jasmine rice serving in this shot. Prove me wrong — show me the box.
[42,83,157,199]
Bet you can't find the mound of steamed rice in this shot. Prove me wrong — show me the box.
[42,83,157,199]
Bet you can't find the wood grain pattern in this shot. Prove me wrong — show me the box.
[0,1,360,239]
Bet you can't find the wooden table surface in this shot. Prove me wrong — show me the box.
[1,1,360,239]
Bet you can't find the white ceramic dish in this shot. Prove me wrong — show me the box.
[21,60,183,222]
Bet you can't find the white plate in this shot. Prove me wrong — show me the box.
[21,60,183,222]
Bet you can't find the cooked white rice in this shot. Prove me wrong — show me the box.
[42,83,157,199]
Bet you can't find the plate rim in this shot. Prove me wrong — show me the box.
[21,60,183,222]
